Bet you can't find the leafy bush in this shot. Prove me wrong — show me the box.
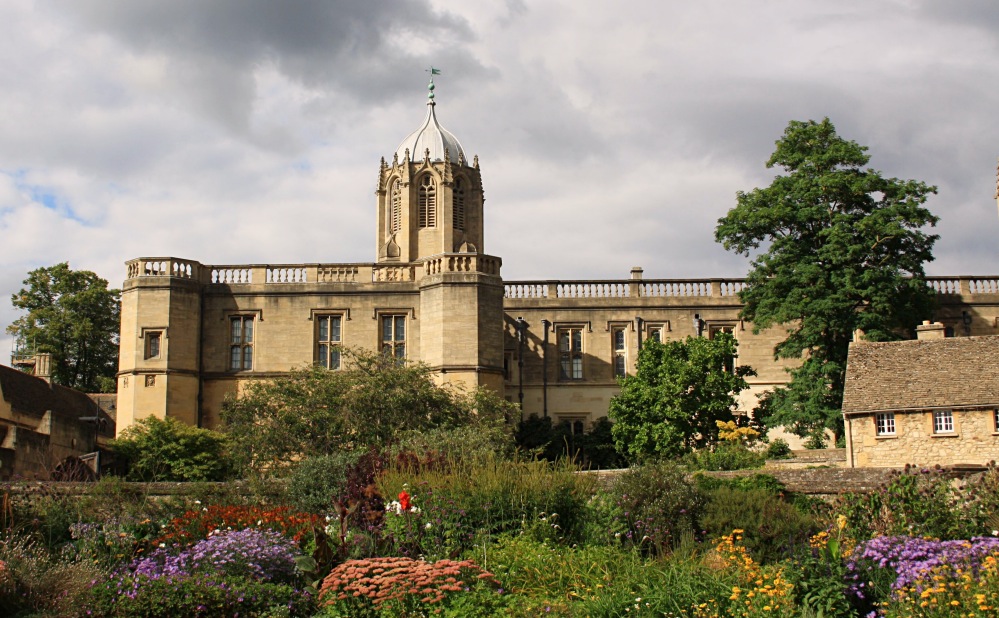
[110,416,234,482]
[683,442,766,471]
[611,461,705,555]
[765,438,793,460]
[701,486,820,564]
[287,452,364,515]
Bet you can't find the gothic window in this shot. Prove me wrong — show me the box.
[390,180,402,234]
[558,327,584,380]
[382,315,406,360]
[317,315,342,370]
[418,175,437,228]
[453,177,465,231]
[229,316,254,371]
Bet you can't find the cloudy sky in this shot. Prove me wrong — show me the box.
[3,0,999,354]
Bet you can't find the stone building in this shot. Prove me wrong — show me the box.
[842,324,999,468]
[114,81,999,439]
[0,353,115,480]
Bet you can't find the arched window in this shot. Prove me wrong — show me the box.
[418,175,437,228]
[453,178,465,231]
[390,180,402,234]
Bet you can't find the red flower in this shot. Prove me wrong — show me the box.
[398,490,411,512]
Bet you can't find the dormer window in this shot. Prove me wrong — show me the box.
[453,178,465,231]
[419,176,437,228]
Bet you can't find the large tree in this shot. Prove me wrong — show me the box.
[715,118,938,445]
[608,333,754,461]
[220,348,515,474]
[7,262,121,392]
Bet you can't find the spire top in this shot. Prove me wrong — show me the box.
[425,66,442,102]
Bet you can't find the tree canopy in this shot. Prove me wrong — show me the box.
[608,334,754,461]
[715,118,938,445]
[220,348,515,474]
[7,262,120,392]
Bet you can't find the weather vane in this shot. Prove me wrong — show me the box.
[425,66,441,100]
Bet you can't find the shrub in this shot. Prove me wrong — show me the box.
[611,460,705,555]
[701,486,820,564]
[318,556,505,617]
[683,442,766,471]
[110,416,235,482]
[287,452,364,515]
[765,438,793,460]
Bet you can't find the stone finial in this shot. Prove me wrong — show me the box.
[473,154,479,170]
[424,148,431,163]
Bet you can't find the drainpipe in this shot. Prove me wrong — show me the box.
[635,316,643,352]
[516,317,526,412]
[540,319,550,419]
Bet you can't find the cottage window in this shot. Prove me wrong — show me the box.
[933,409,954,434]
[994,409,999,433]
[875,412,896,436]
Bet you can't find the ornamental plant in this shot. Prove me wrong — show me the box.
[881,553,999,617]
[154,504,321,547]
[132,528,303,584]
[318,556,506,617]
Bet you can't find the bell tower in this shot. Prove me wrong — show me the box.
[375,74,504,392]
[375,76,485,262]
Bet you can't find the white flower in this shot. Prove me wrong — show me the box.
[425,522,432,530]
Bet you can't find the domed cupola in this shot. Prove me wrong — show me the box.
[376,72,485,264]
[394,79,466,163]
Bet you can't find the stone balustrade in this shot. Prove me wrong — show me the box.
[122,260,999,298]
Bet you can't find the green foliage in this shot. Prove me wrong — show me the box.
[221,348,515,473]
[611,461,705,555]
[0,531,104,617]
[515,415,626,469]
[716,118,939,443]
[682,442,767,471]
[83,573,316,617]
[378,455,595,559]
[608,334,754,460]
[700,486,820,564]
[391,423,516,463]
[835,468,971,540]
[765,437,793,459]
[693,472,788,495]
[110,416,234,482]
[286,452,364,515]
[7,262,121,392]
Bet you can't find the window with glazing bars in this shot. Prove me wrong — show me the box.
[933,409,954,434]
[875,412,896,435]
[612,327,627,378]
[229,316,253,371]
[559,327,583,380]
[382,315,406,359]
[317,315,342,370]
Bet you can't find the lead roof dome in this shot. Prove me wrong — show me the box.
[394,79,466,163]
